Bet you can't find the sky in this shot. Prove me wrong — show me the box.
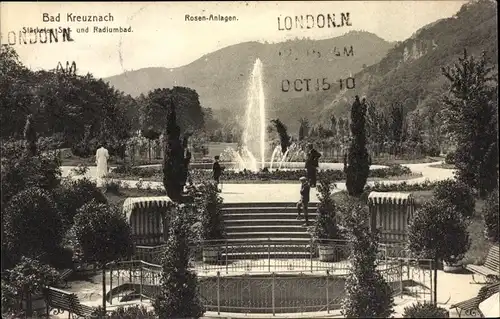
[1,1,468,78]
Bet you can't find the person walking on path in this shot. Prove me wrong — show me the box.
[212,155,224,190]
[305,143,321,187]
[296,176,311,226]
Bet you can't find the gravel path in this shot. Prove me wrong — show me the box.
[60,161,455,203]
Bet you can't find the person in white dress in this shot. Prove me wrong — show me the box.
[95,145,110,179]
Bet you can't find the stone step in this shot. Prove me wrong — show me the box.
[223,213,317,222]
[219,238,313,245]
[222,251,312,260]
[223,202,319,209]
[220,245,314,254]
[223,206,318,212]
[224,219,316,226]
[226,231,312,239]
[225,225,310,233]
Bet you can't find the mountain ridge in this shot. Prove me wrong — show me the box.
[103,30,395,121]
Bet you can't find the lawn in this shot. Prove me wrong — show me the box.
[429,163,456,169]
[372,156,445,166]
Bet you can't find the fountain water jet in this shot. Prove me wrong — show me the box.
[239,58,266,171]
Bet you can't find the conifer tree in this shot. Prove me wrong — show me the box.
[162,97,185,202]
[345,96,370,197]
[271,119,291,154]
[154,204,205,318]
[341,201,394,318]
[24,114,37,157]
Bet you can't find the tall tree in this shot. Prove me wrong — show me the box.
[330,115,337,137]
[154,204,205,318]
[345,96,370,197]
[270,119,291,154]
[337,117,345,139]
[162,95,185,202]
[389,103,405,154]
[442,49,498,198]
[298,118,309,141]
[406,112,424,144]
[73,201,133,311]
[143,86,205,135]
[23,114,37,156]
[341,201,394,318]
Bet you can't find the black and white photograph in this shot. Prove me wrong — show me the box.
[1,1,498,318]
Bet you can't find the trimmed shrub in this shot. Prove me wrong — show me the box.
[408,200,470,263]
[433,180,475,219]
[190,181,226,241]
[73,201,133,266]
[3,187,64,262]
[55,177,107,227]
[311,178,343,241]
[403,302,449,318]
[483,188,499,243]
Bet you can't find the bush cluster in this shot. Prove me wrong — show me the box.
[364,180,440,192]
[402,302,449,318]
[55,178,107,226]
[483,189,499,243]
[91,305,157,318]
[433,179,475,219]
[113,164,159,178]
[444,151,456,165]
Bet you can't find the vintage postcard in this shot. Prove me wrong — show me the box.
[1,1,498,318]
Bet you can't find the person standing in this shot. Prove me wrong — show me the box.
[305,143,321,187]
[296,176,311,226]
[212,156,224,188]
[95,144,110,179]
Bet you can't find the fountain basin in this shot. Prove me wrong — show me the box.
[198,273,346,313]
[107,273,348,314]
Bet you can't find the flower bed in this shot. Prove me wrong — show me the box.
[109,164,412,182]
[364,180,439,192]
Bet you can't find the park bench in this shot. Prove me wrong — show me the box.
[44,286,95,318]
[465,244,500,284]
[450,282,499,317]
[57,268,74,288]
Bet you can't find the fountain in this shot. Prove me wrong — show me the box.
[268,143,307,170]
[214,60,383,172]
[236,58,267,172]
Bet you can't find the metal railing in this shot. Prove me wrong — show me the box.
[106,261,412,315]
[135,239,354,274]
[108,240,433,314]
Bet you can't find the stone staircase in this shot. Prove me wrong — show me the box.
[221,202,318,259]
